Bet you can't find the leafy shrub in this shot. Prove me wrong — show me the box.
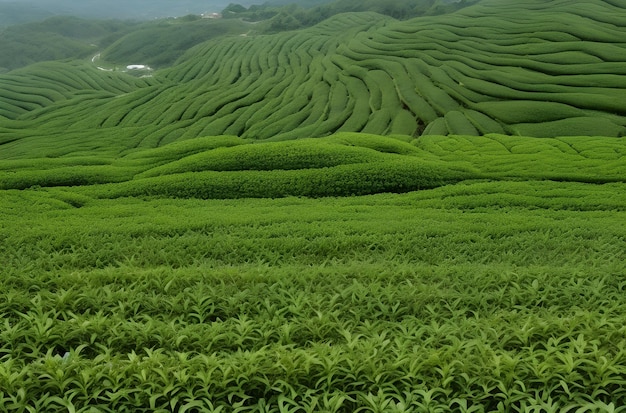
[422,118,448,135]
[511,116,626,138]
[444,110,479,136]
[123,135,247,163]
[89,157,472,199]
[0,166,135,190]
[3,0,626,150]
[389,109,419,136]
[137,139,391,178]
[474,100,586,124]
[1,175,625,410]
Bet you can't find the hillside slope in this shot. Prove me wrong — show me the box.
[0,17,139,72]
[1,0,626,157]
[1,3,626,410]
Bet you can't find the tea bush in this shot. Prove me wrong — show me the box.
[1,177,625,410]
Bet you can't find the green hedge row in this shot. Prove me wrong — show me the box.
[88,158,473,199]
[510,117,625,138]
[474,100,587,124]
[416,134,626,182]
[122,135,247,163]
[138,139,394,178]
[0,166,136,190]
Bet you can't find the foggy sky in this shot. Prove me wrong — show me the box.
[0,0,251,20]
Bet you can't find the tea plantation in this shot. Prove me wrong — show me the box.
[1,0,625,411]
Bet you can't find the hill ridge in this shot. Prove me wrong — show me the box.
[0,0,625,158]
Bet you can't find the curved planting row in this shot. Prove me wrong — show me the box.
[170,0,620,140]
[0,61,155,121]
[339,3,626,137]
[2,131,623,198]
[1,1,625,145]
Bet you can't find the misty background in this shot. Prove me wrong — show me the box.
[0,0,466,26]
[0,0,338,24]
[0,0,239,22]
[0,0,469,72]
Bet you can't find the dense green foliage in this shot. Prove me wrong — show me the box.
[1,0,626,410]
[2,0,625,141]
[1,133,624,197]
[1,170,625,410]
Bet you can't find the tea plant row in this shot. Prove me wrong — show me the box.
[1,179,625,410]
[1,133,624,199]
[1,0,626,147]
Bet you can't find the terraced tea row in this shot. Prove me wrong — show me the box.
[1,0,625,147]
[0,61,155,120]
[1,133,624,199]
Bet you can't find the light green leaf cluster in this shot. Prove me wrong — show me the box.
[1,178,626,410]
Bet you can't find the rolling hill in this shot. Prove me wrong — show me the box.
[0,0,625,159]
[1,0,626,410]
